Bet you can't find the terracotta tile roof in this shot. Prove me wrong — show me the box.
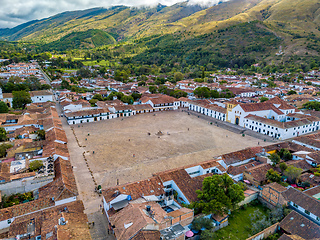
[221,147,263,166]
[131,230,161,240]
[282,187,320,217]
[245,114,320,129]
[29,90,52,97]
[227,160,262,176]
[285,160,311,172]
[304,185,320,198]
[6,200,90,240]
[279,211,320,239]
[102,176,164,203]
[45,127,68,143]
[278,234,305,240]
[140,94,178,105]
[166,207,193,218]
[294,135,320,149]
[244,163,272,183]
[305,152,320,164]
[156,169,212,203]
[0,197,53,221]
[263,142,312,153]
[131,104,153,111]
[200,159,227,172]
[2,93,13,99]
[262,182,288,193]
[39,157,78,201]
[65,108,109,118]
[7,126,39,139]
[240,102,284,115]
[110,202,169,240]
[299,173,320,186]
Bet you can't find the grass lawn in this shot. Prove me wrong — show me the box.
[58,68,78,73]
[82,60,110,67]
[214,203,269,240]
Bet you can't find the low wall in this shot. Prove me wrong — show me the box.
[258,195,281,210]
[0,175,54,196]
[246,223,279,240]
[239,192,259,207]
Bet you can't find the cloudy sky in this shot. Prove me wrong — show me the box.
[0,0,226,28]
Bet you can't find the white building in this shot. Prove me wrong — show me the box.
[188,100,227,121]
[227,97,319,140]
[0,89,53,107]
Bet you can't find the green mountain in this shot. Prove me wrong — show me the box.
[0,0,319,60]
[41,29,116,51]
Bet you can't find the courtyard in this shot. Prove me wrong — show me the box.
[72,111,269,188]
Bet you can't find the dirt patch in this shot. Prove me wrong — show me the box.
[73,111,268,188]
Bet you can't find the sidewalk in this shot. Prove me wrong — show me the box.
[184,110,278,143]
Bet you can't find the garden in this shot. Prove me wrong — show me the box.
[0,192,34,209]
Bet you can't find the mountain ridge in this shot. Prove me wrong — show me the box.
[0,0,319,62]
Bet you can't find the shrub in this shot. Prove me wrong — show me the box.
[29,160,43,171]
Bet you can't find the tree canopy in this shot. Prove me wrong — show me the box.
[12,91,32,109]
[266,169,281,183]
[269,153,280,166]
[0,101,9,113]
[303,101,320,111]
[0,128,7,142]
[284,165,302,183]
[190,174,245,215]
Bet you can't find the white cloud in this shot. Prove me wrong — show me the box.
[0,0,228,28]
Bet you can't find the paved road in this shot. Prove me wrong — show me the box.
[55,102,114,240]
[40,68,51,85]
[184,110,278,143]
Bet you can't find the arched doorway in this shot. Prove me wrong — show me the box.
[235,118,240,125]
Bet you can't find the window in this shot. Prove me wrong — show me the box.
[7,219,11,224]
[189,171,200,176]
[293,203,298,208]
[305,210,310,215]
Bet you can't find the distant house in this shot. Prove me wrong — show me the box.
[260,182,288,207]
[0,89,53,108]
[243,163,272,188]
[140,94,180,111]
[279,211,320,239]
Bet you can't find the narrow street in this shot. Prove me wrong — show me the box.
[55,103,113,240]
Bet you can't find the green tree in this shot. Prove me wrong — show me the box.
[194,87,211,98]
[92,94,103,101]
[190,174,245,215]
[60,80,70,90]
[131,92,142,101]
[149,86,157,94]
[250,209,272,235]
[279,149,292,161]
[0,101,9,113]
[174,72,184,82]
[191,217,213,232]
[279,162,288,173]
[29,160,43,171]
[25,76,41,91]
[0,143,12,158]
[36,130,46,140]
[303,101,320,111]
[284,165,303,183]
[201,229,216,239]
[0,128,7,142]
[12,91,32,109]
[89,99,98,106]
[260,97,269,102]
[266,169,281,183]
[287,90,297,95]
[269,153,280,166]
